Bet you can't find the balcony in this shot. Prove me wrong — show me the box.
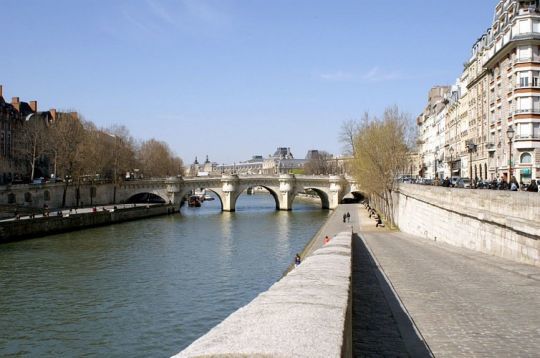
[514,134,540,141]
[513,108,540,115]
[515,82,540,89]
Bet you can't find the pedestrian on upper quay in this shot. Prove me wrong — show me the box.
[343,213,347,223]
[346,212,351,222]
[527,180,538,192]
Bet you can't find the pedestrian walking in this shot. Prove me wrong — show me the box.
[343,213,347,223]
[346,212,351,222]
[324,235,330,245]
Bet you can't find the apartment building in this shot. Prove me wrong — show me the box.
[419,0,540,184]
[0,85,68,184]
[417,86,450,179]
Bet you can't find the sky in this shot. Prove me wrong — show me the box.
[0,0,497,164]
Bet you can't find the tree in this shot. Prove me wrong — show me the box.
[138,139,183,177]
[351,106,412,227]
[304,150,336,175]
[49,112,85,206]
[339,113,368,156]
[17,115,50,181]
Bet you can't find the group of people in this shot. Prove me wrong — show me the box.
[363,201,384,227]
[342,212,351,223]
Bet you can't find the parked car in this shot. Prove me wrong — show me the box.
[456,177,471,188]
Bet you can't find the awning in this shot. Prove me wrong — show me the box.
[452,169,460,173]
[520,168,532,175]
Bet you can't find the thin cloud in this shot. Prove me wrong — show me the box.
[146,0,176,26]
[319,67,406,83]
[320,71,356,81]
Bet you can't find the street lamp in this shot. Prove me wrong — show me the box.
[434,149,438,179]
[449,146,454,178]
[467,141,477,182]
[507,125,515,184]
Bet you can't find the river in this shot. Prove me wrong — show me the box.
[0,192,330,357]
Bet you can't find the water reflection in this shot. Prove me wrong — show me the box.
[0,192,329,357]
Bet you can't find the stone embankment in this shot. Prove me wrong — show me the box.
[371,184,540,266]
[174,231,353,358]
[0,204,176,243]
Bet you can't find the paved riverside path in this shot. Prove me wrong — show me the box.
[356,206,540,357]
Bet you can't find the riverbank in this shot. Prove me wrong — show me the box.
[0,204,177,243]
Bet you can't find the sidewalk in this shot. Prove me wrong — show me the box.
[301,204,357,258]
[355,205,540,357]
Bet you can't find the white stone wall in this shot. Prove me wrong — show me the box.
[394,184,540,266]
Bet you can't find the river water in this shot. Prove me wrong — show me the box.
[0,193,330,357]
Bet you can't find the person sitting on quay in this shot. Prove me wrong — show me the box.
[324,235,331,245]
[294,254,301,267]
[527,180,538,192]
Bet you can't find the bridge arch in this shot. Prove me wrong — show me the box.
[235,185,281,211]
[299,187,330,209]
[126,192,167,204]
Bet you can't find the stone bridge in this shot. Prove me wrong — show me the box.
[144,174,360,211]
[0,174,360,211]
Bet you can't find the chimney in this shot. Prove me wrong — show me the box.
[50,108,57,120]
[11,97,20,111]
[0,85,3,98]
[29,100,37,112]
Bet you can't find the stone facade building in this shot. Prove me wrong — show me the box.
[0,85,71,184]
[418,0,540,184]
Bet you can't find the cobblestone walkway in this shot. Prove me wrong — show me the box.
[357,208,540,357]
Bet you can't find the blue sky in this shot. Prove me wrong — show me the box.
[1,0,496,164]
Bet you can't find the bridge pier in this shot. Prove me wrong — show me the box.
[221,174,240,212]
[278,174,296,210]
[165,177,183,207]
[328,175,347,210]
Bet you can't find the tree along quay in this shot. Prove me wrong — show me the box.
[0,204,177,243]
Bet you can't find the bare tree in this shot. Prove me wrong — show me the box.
[304,151,336,175]
[17,115,50,181]
[339,113,368,156]
[351,106,411,227]
[138,139,183,178]
[49,112,86,206]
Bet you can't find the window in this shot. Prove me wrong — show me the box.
[24,192,32,203]
[534,20,540,33]
[519,20,531,33]
[533,71,540,86]
[7,193,15,204]
[44,190,50,201]
[533,123,540,138]
[521,152,532,163]
[519,123,532,138]
[519,71,529,87]
[518,45,532,60]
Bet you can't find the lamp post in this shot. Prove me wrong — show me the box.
[449,146,454,178]
[467,141,476,182]
[507,125,515,184]
[434,150,438,179]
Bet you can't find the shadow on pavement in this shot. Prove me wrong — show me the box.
[352,234,432,358]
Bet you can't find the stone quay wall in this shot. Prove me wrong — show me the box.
[387,184,540,266]
[174,231,353,358]
[0,205,175,243]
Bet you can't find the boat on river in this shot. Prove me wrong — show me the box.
[188,195,201,207]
